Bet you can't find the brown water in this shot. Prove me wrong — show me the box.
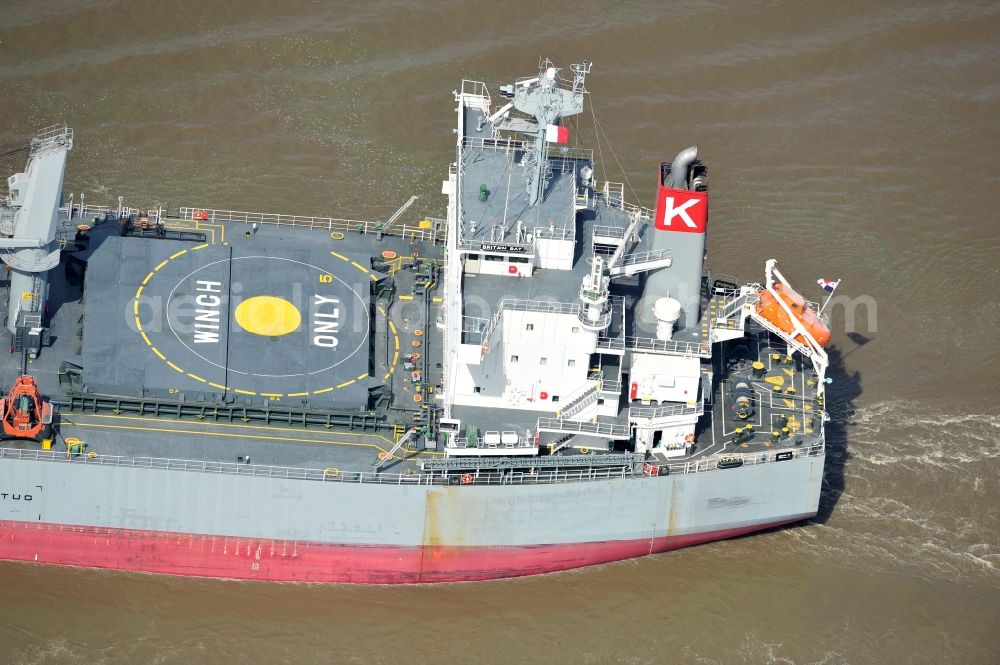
[1,1,998,663]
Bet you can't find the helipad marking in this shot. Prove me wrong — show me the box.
[135,247,384,398]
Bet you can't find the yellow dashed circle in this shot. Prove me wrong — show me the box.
[234,295,301,336]
[134,246,395,397]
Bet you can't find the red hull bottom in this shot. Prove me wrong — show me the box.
[0,518,803,583]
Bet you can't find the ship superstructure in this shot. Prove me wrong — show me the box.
[0,61,831,583]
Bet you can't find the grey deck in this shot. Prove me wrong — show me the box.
[0,212,446,476]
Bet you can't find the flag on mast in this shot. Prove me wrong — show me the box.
[545,124,569,144]
[817,277,840,293]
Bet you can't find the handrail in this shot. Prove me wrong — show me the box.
[536,418,630,439]
[0,440,824,485]
[177,206,445,242]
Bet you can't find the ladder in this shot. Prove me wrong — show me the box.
[374,428,417,471]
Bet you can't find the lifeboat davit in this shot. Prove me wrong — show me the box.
[755,283,831,347]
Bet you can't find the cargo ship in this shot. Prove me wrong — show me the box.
[0,60,832,583]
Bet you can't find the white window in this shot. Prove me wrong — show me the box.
[526,323,534,331]
[571,326,580,333]
[540,357,547,366]
[510,355,519,363]
[567,359,576,367]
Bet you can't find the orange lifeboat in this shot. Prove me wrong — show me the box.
[755,283,831,347]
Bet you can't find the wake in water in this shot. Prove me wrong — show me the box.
[795,399,999,587]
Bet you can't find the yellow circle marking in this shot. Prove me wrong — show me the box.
[234,295,302,336]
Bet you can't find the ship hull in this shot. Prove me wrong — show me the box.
[0,517,804,583]
[0,452,823,583]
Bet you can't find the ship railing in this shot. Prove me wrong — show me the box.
[600,378,622,395]
[459,79,491,111]
[474,297,584,347]
[60,203,145,222]
[594,182,655,220]
[623,336,712,357]
[0,443,826,486]
[453,465,633,486]
[0,446,640,487]
[532,225,574,241]
[577,306,612,330]
[536,418,631,439]
[462,136,524,154]
[455,234,536,253]
[628,402,704,420]
[497,298,581,316]
[30,124,73,153]
[176,206,446,243]
[460,137,594,164]
[449,431,535,451]
[592,224,627,240]
[663,442,825,475]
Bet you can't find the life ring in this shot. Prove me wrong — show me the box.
[191,210,203,220]
[413,394,423,403]
[410,352,421,360]
[330,231,345,240]
[411,340,421,348]
[684,433,695,444]
[580,447,589,454]
[323,467,340,478]
[377,452,391,460]
[460,473,473,485]
[414,329,423,337]
[381,250,397,259]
